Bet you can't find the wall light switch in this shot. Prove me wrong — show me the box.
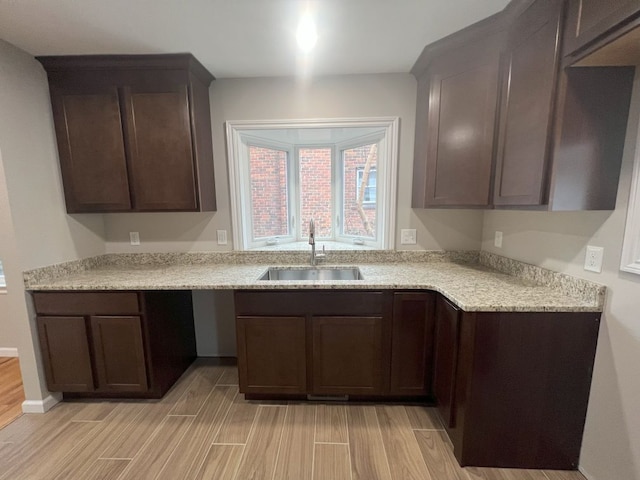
[494,231,503,248]
[129,232,140,246]
[217,230,228,245]
[584,246,604,273]
[401,229,417,245]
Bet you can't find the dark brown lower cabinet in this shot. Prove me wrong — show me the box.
[389,292,435,396]
[236,316,306,395]
[33,291,196,398]
[312,316,386,396]
[90,315,148,392]
[443,309,601,470]
[432,295,460,427]
[37,316,94,392]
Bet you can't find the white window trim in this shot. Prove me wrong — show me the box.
[226,118,399,251]
[621,117,640,274]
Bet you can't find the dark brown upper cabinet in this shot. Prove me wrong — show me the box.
[38,54,216,213]
[494,0,564,207]
[563,0,640,58]
[412,28,505,208]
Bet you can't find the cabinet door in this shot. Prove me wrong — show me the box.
[422,33,503,207]
[37,316,94,392]
[433,296,460,427]
[90,316,148,392]
[236,316,307,395]
[494,0,563,206]
[390,292,435,395]
[49,85,131,212]
[122,83,198,211]
[312,316,386,396]
[564,0,640,55]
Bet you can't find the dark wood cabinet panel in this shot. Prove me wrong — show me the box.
[494,0,564,206]
[564,0,640,56]
[312,316,386,396]
[236,316,307,395]
[33,290,195,398]
[38,54,216,213]
[432,295,460,428]
[389,292,435,395]
[50,85,131,212]
[122,84,197,211]
[418,32,504,207]
[449,310,600,470]
[90,316,148,392]
[36,316,94,392]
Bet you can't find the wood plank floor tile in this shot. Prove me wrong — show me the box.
[214,393,260,444]
[117,415,195,480]
[83,459,130,480]
[50,402,147,480]
[542,471,586,480]
[315,404,348,443]
[0,402,77,443]
[156,386,237,480]
[466,467,548,480]
[376,405,432,480]
[347,405,393,480]
[313,443,352,480]
[273,404,316,480]
[217,366,239,385]
[194,444,244,480]
[98,366,199,459]
[414,430,466,480]
[233,405,287,480]
[168,364,224,416]
[70,401,119,422]
[3,421,97,480]
[405,406,443,430]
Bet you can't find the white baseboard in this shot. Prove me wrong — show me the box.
[0,347,18,357]
[22,394,61,414]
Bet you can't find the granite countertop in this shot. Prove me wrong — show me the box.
[23,251,605,313]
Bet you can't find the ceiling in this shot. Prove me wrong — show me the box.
[0,0,509,78]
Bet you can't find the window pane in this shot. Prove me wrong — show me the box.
[249,146,289,239]
[343,144,377,238]
[300,147,333,238]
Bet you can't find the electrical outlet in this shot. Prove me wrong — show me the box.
[584,246,604,273]
[129,232,140,246]
[401,229,417,245]
[494,231,503,248]
[217,230,228,245]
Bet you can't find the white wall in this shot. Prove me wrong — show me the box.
[481,75,640,480]
[0,39,106,402]
[104,74,484,253]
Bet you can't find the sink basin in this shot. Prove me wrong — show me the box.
[258,267,363,281]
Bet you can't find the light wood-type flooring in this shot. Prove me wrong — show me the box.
[0,357,25,430]
[0,358,587,480]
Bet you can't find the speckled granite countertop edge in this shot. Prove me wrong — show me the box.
[23,251,605,313]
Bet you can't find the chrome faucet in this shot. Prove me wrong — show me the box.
[309,218,326,266]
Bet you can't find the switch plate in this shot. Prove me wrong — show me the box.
[584,246,604,273]
[401,229,417,245]
[494,231,503,248]
[217,230,228,245]
[129,232,140,246]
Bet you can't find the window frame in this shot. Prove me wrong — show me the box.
[227,118,399,251]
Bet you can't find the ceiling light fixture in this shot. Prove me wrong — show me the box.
[296,14,317,53]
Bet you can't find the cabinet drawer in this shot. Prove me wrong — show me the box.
[33,292,140,315]
[235,290,385,316]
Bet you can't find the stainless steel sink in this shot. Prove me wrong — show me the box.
[258,267,363,281]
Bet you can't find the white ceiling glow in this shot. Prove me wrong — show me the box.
[0,0,510,78]
[296,13,318,53]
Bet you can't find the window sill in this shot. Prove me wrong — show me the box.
[250,240,377,251]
